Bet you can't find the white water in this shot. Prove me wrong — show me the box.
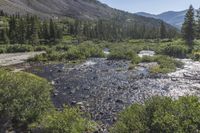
[82,60,97,66]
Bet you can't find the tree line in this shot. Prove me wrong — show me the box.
[0,9,178,44]
[0,12,63,44]
[67,18,177,41]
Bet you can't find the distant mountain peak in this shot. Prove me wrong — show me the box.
[136,10,189,29]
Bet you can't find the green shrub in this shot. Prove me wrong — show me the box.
[161,44,189,58]
[131,55,141,64]
[34,45,50,51]
[0,69,52,130]
[0,47,6,53]
[65,43,105,61]
[192,51,200,61]
[141,56,155,63]
[156,56,176,71]
[31,106,97,133]
[141,55,183,74]
[65,46,85,60]
[55,45,70,51]
[28,53,48,62]
[108,47,139,60]
[6,45,34,53]
[47,50,63,61]
[111,96,200,133]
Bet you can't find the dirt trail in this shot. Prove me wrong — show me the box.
[0,51,45,66]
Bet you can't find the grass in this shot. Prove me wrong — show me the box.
[0,39,194,73]
[29,41,105,62]
[141,55,183,74]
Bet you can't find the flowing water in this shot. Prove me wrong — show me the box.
[26,51,200,125]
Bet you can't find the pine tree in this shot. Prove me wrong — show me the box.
[2,28,10,44]
[49,19,56,42]
[160,21,167,39]
[182,5,195,47]
[26,14,33,43]
[18,18,26,44]
[42,21,50,41]
[9,16,17,44]
[196,8,200,39]
[0,10,4,16]
[29,16,39,44]
[56,27,63,40]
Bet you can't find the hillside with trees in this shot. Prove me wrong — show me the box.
[0,11,178,44]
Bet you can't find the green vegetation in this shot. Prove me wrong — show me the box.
[196,8,200,39]
[160,41,189,58]
[31,106,97,133]
[1,3,200,133]
[111,96,200,133]
[192,51,200,61]
[182,5,196,48]
[141,55,183,73]
[0,69,52,131]
[0,69,97,132]
[30,41,105,62]
[0,9,178,45]
[160,21,167,39]
[0,15,62,45]
[108,47,138,60]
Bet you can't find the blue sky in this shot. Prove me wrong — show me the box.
[99,0,200,14]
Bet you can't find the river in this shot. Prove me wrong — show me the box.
[26,50,200,125]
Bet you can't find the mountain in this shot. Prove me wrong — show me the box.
[136,10,188,29]
[0,0,118,19]
[0,0,178,34]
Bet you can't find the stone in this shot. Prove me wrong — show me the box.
[76,102,84,106]
[53,92,58,96]
[70,89,76,94]
[51,80,55,85]
[29,56,200,126]
[80,105,86,110]
[71,101,77,105]
[113,117,117,122]
[115,99,124,104]
[57,69,62,73]
[118,86,123,90]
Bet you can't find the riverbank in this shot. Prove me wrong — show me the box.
[26,55,200,126]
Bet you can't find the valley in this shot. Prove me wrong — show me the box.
[136,10,187,29]
[1,0,200,132]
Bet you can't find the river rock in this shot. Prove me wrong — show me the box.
[28,57,200,126]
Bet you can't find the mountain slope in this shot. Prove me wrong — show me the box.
[136,10,187,29]
[0,0,178,34]
[0,0,117,19]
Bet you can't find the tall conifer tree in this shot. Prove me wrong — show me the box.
[160,21,167,39]
[182,5,195,47]
[196,8,200,39]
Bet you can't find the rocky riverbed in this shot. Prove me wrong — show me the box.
[26,51,200,126]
